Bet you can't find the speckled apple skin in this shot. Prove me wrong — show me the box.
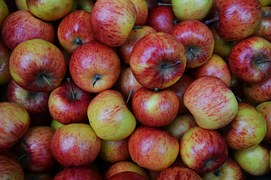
[54,166,102,180]
[158,167,202,180]
[0,155,24,180]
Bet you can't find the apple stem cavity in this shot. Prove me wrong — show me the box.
[161,60,181,69]
[41,74,54,89]
[126,89,134,104]
[154,88,159,92]
[92,74,101,87]
[204,17,219,25]
[74,38,83,46]
[214,169,221,177]
[67,77,76,100]
[254,57,271,65]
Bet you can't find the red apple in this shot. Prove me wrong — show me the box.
[228,36,271,84]
[1,10,55,50]
[254,7,271,42]
[0,154,24,180]
[0,40,11,85]
[184,76,238,129]
[9,38,67,92]
[48,78,93,125]
[16,126,56,172]
[0,102,30,151]
[69,42,121,93]
[90,0,137,47]
[51,123,101,167]
[180,126,228,174]
[108,171,146,180]
[128,126,179,171]
[57,10,95,54]
[171,20,214,68]
[158,167,202,180]
[54,166,102,180]
[130,0,148,26]
[132,87,179,127]
[256,101,271,144]
[130,32,186,90]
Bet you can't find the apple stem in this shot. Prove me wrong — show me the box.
[42,75,54,89]
[157,2,172,6]
[235,95,242,103]
[74,38,83,46]
[154,88,159,92]
[255,57,271,65]
[204,17,219,25]
[67,78,76,100]
[17,153,28,162]
[126,89,134,104]
[161,61,181,69]
[92,74,101,87]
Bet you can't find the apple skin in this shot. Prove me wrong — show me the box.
[0,40,11,85]
[130,0,148,26]
[180,126,228,174]
[50,123,101,167]
[1,10,55,50]
[16,126,56,172]
[108,171,146,180]
[15,0,28,10]
[171,20,214,68]
[214,0,262,41]
[69,42,121,93]
[87,90,136,141]
[228,36,271,84]
[172,0,213,21]
[223,103,267,150]
[48,79,93,125]
[128,126,179,171]
[202,158,245,180]
[158,167,202,180]
[26,0,74,21]
[147,5,176,33]
[259,0,271,6]
[54,166,102,180]
[119,26,156,65]
[0,102,30,152]
[0,0,9,27]
[256,101,271,144]
[90,0,136,47]
[254,7,271,42]
[130,32,186,90]
[191,54,232,87]
[0,154,24,180]
[184,76,238,130]
[233,144,270,176]
[57,10,96,54]
[9,38,66,92]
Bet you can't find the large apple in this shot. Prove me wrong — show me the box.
[128,126,179,171]
[223,103,267,150]
[57,10,96,54]
[0,154,24,180]
[132,87,179,127]
[180,126,228,174]
[9,38,66,92]
[256,101,271,144]
[228,36,271,84]
[0,41,11,85]
[171,20,214,68]
[0,0,9,27]
[90,0,137,47]
[87,90,136,141]
[184,76,238,130]
[158,167,202,180]
[130,32,186,90]
[51,123,101,167]
[69,42,121,93]
[0,102,30,151]
[1,10,55,50]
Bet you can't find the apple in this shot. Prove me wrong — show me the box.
[132,87,179,127]
[228,36,271,84]
[163,113,197,140]
[167,74,194,113]
[90,0,137,47]
[15,0,28,10]
[130,32,186,90]
[256,101,271,144]
[9,38,66,92]
[180,126,228,174]
[223,103,267,150]
[191,54,232,87]
[184,76,238,129]
[26,0,74,21]
[99,138,130,163]
[233,144,270,176]
[54,166,102,180]
[171,0,213,21]
[87,90,136,141]
[1,10,55,50]
[259,0,271,6]
[171,20,214,68]
[0,102,30,151]
[6,80,50,115]
[108,171,146,180]
[202,158,245,180]
[50,119,64,130]
[51,123,101,167]
[69,42,121,93]
[48,78,93,125]
[57,10,96,54]
[253,7,271,42]
[128,126,179,171]
[0,154,24,180]
[16,126,55,172]
[158,167,202,180]
[147,5,176,33]
[130,0,148,26]
[119,26,156,65]
[0,40,11,85]
[77,0,95,12]
[214,0,262,41]
[0,0,9,27]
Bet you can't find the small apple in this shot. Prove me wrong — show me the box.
[158,167,202,180]
[256,101,271,144]
[130,0,148,26]
[54,166,102,180]
[253,7,271,42]
[0,154,24,180]
[0,40,11,85]
[0,0,9,27]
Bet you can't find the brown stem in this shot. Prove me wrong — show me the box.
[255,57,271,65]
[126,89,134,104]
[161,61,181,69]
[157,2,172,6]
[67,77,76,100]
[42,75,54,89]
[92,74,101,87]
[204,17,219,25]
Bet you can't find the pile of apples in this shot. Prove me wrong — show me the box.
[0,0,271,179]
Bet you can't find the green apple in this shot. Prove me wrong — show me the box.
[15,0,28,10]
[0,0,9,27]
[256,101,271,144]
[171,0,213,21]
